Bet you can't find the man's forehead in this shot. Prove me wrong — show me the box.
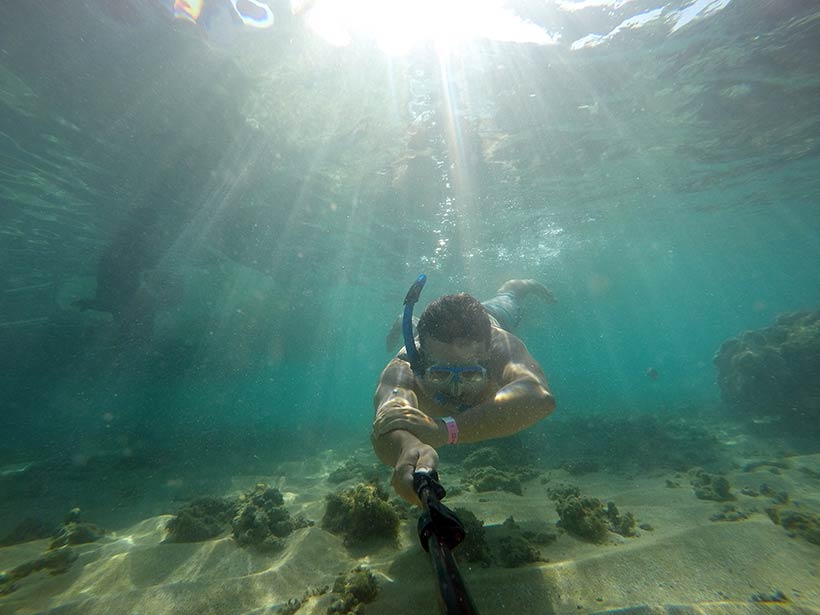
[424,337,487,361]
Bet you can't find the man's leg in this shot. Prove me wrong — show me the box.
[482,279,556,333]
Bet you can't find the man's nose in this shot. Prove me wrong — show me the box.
[450,376,463,396]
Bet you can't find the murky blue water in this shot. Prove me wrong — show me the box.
[0,0,818,549]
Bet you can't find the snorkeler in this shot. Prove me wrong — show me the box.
[373,277,557,504]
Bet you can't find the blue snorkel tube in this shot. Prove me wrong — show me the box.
[403,273,426,372]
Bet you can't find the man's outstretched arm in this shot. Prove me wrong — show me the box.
[372,359,440,504]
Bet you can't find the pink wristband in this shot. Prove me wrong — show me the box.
[441,416,459,445]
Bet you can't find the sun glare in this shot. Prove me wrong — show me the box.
[300,0,556,55]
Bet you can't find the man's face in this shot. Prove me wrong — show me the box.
[420,337,490,402]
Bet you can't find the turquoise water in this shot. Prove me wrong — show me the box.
[0,0,819,600]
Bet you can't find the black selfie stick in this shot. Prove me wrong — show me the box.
[414,470,480,615]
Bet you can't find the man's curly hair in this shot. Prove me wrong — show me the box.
[417,293,492,350]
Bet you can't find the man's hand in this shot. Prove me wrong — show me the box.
[392,442,439,505]
[373,406,448,447]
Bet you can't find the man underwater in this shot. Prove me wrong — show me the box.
[372,278,557,504]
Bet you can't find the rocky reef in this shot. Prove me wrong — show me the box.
[0,508,99,595]
[548,483,637,543]
[456,444,541,496]
[467,466,524,495]
[321,482,400,547]
[453,507,492,566]
[165,496,238,543]
[714,309,820,429]
[165,483,311,551]
[452,509,553,568]
[232,484,312,552]
[765,500,820,546]
[45,507,105,549]
[495,516,553,567]
[327,566,379,614]
[0,547,77,596]
[690,470,734,502]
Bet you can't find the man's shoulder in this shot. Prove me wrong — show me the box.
[489,327,542,372]
[489,326,526,354]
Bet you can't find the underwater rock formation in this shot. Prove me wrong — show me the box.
[0,512,88,595]
[497,533,542,567]
[714,309,820,429]
[690,470,734,502]
[327,566,379,614]
[710,504,751,522]
[459,444,540,495]
[164,484,311,551]
[232,484,312,552]
[0,547,77,595]
[453,508,491,566]
[547,483,581,501]
[462,447,508,470]
[321,482,400,547]
[765,504,820,546]
[496,517,547,567]
[605,502,637,537]
[452,510,552,568]
[49,522,104,549]
[49,508,105,549]
[554,495,610,543]
[165,496,238,543]
[549,484,638,543]
[468,466,524,495]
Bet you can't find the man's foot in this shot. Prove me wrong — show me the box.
[496,279,557,303]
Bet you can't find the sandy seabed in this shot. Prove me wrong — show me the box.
[1,446,819,615]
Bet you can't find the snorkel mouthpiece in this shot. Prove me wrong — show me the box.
[403,273,426,371]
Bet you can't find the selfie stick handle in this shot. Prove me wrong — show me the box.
[414,471,479,615]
